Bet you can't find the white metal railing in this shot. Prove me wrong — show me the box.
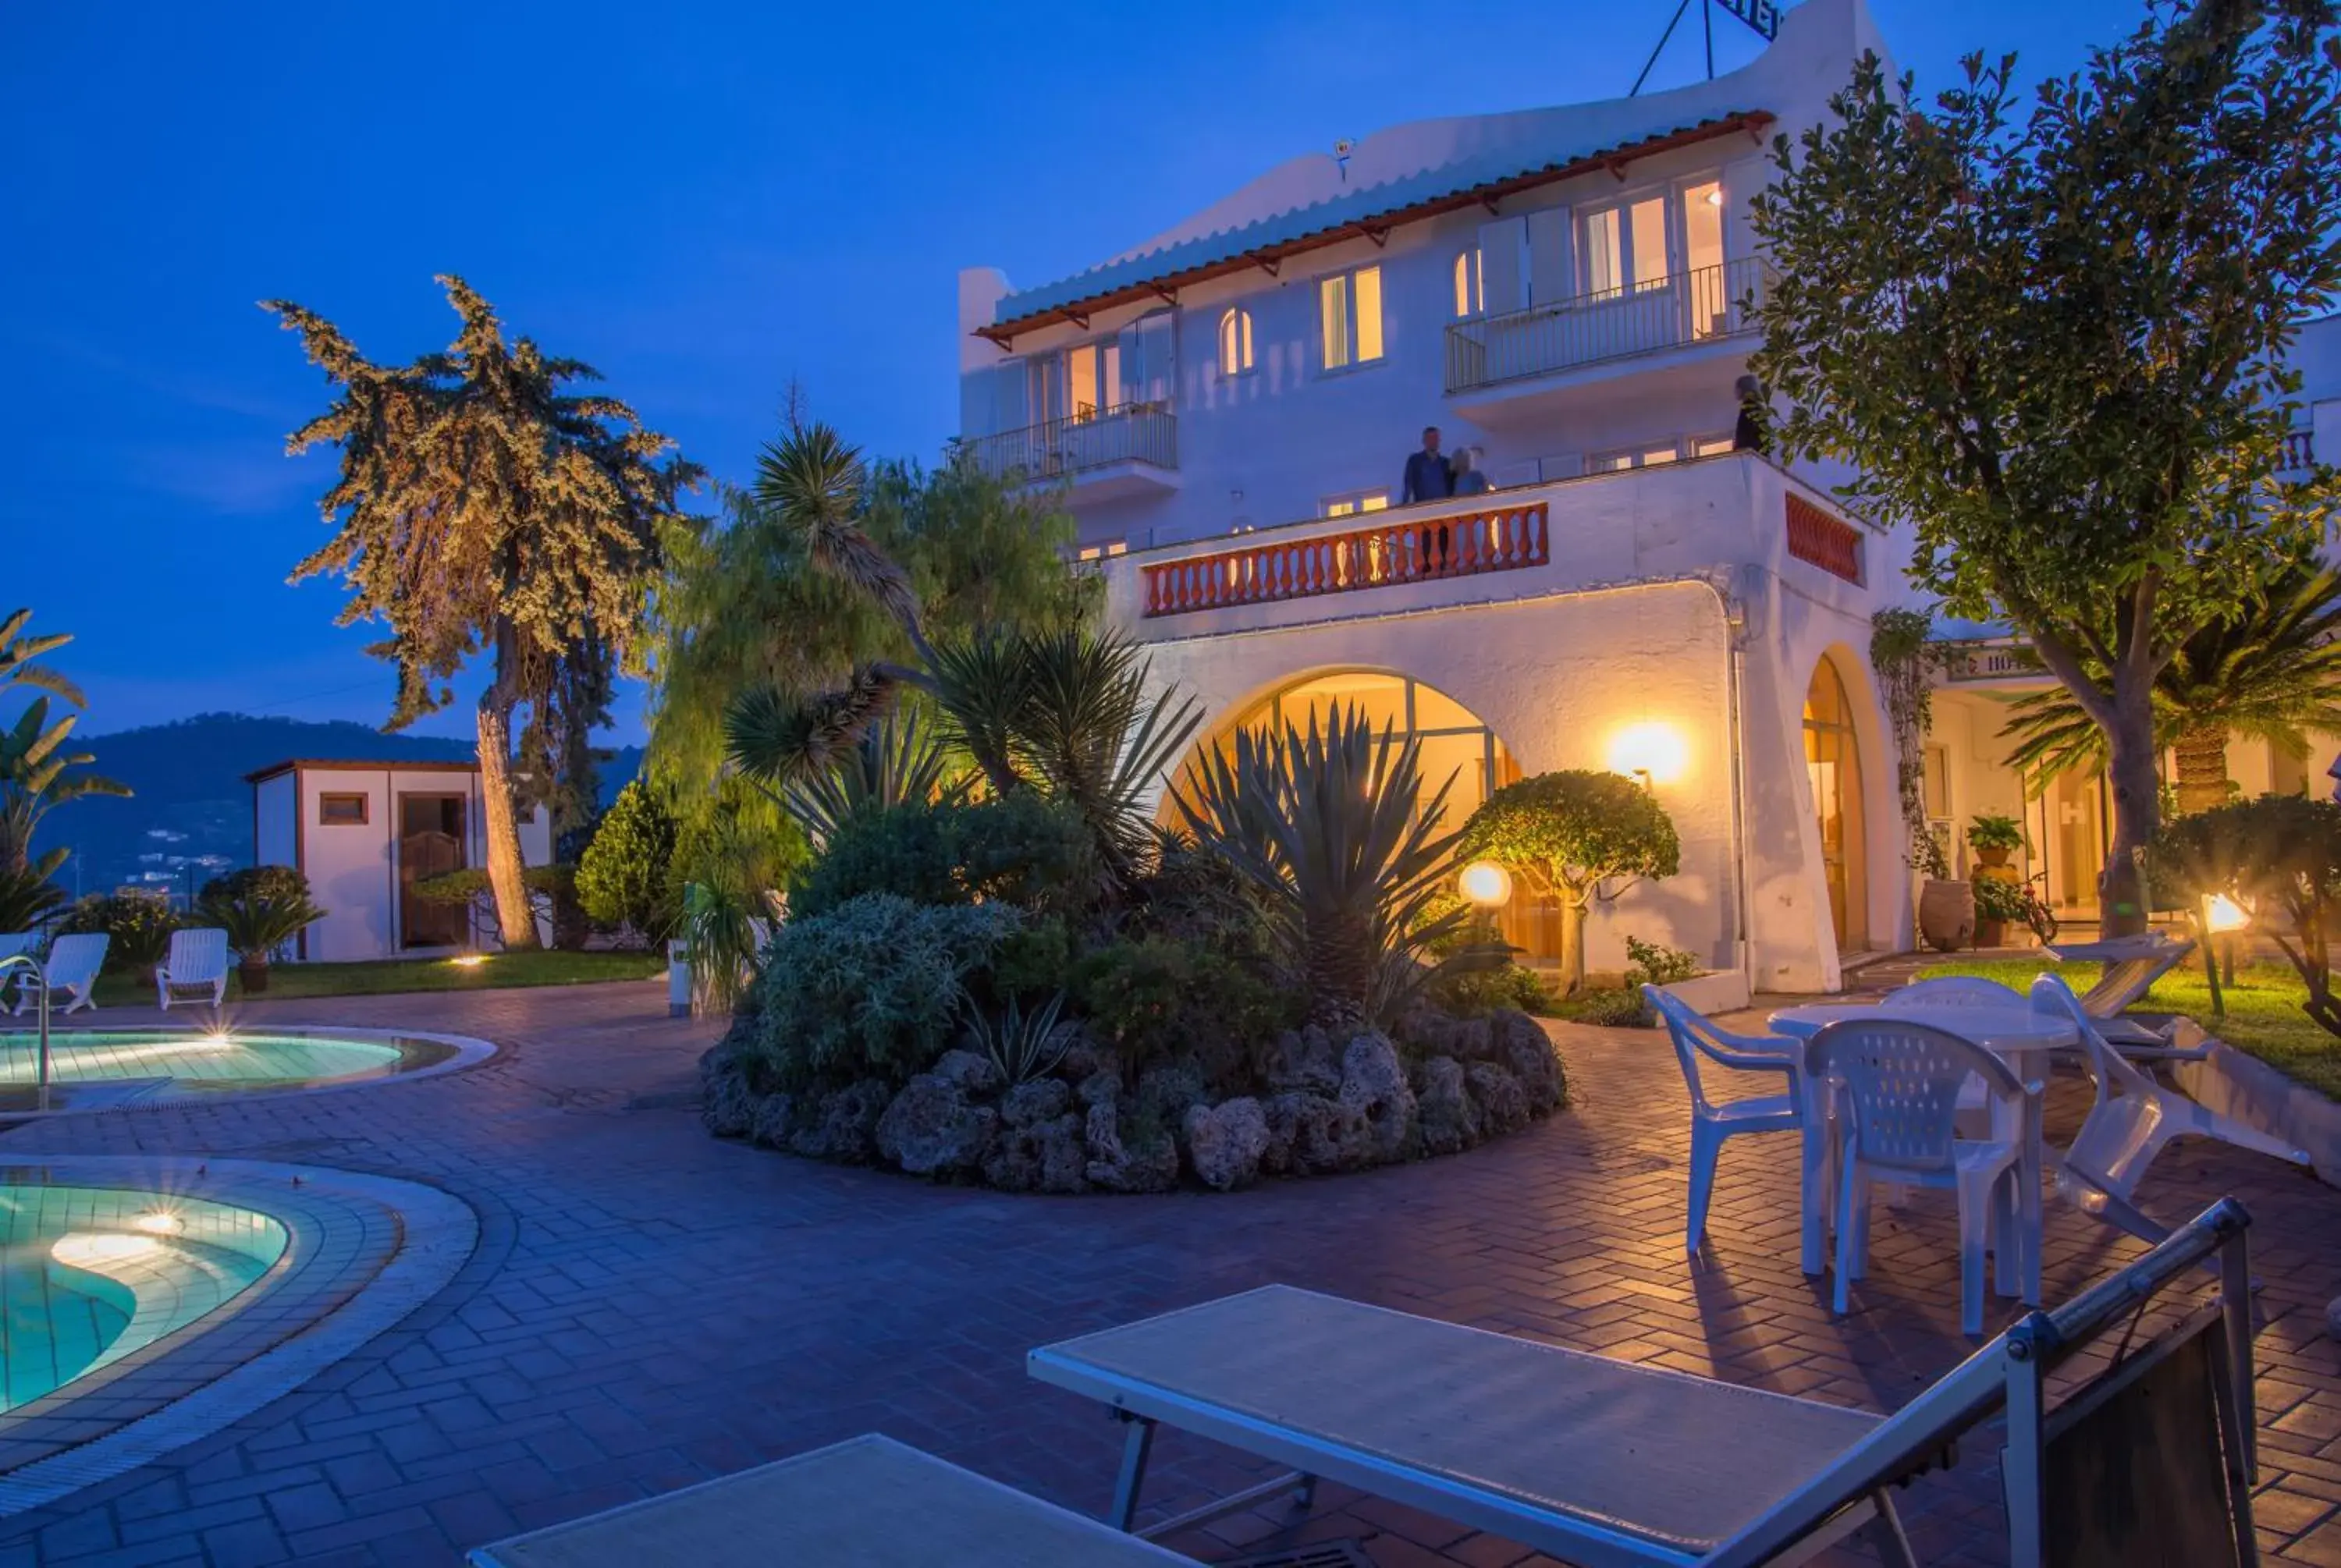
[1445,256,1770,393]
[961,402,1177,484]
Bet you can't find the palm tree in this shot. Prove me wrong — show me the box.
[0,698,130,882]
[0,608,84,708]
[2002,561,2341,815]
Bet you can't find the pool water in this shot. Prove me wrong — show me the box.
[0,1029,444,1112]
[0,1186,287,1412]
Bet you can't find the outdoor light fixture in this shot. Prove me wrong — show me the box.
[1459,860,1512,909]
[448,953,488,968]
[1605,722,1689,786]
[2204,893,2251,934]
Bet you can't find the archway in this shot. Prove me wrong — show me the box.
[1171,669,1553,956]
[1803,655,1869,951]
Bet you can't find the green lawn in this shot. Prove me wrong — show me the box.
[85,949,663,1008]
[1915,955,2341,1101]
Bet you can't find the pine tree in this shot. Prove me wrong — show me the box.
[267,277,701,948]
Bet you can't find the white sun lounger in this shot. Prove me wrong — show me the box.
[466,1434,1190,1568]
[155,928,229,1010]
[2044,931,2194,1048]
[1033,1199,2261,1568]
[13,933,107,1016]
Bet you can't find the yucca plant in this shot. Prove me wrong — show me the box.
[776,706,966,850]
[963,990,1080,1086]
[1178,704,1474,1031]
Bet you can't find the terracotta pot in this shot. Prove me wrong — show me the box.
[1974,918,2008,949]
[1918,879,1975,954]
[238,957,270,995]
[1975,846,2014,870]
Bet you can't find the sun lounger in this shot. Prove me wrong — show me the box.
[155,928,229,1010]
[12,933,106,1016]
[467,1434,1191,1568]
[2043,931,2194,1048]
[1033,1199,2259,1568]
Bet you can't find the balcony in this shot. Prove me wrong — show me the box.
[960,402,1178,505]
[1443,257,1770,422]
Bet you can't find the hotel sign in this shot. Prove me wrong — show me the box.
[1939,641,2044,683]
[1714,0,1782,41]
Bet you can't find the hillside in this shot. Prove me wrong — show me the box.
[39,714,639,899]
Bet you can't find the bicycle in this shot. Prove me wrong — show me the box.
[2013,872,2060,946]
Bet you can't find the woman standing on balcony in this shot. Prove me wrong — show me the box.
[1452,447,1491,497]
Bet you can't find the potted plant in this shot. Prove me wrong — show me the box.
[1970,871,2029,949]
[197,866,325,994]
[1967,813,2026,870]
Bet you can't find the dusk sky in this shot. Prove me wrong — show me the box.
[5,0,2140,745]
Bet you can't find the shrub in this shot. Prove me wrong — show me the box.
[407,864,588,949]
[1427,960,1554,1017]
[1067,933,1298,1086]
[2155,795,2341,1037]
[1455,771,1679,995]
[1970,874,2030,924]
[1622,935,1700,988]
[56,891,177,977]
[576,781,678,939]
[1569,987,1652,1028]
[196,866,325,989]
[745,894,1025,1091]
[789,793,1096,921]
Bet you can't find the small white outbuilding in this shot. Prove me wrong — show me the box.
[247,758,553,963]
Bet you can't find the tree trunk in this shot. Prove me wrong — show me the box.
[2171,723,2231,818]
[475,697,541,951]
[1556,898,1588,997]
[2099,679,2162,938]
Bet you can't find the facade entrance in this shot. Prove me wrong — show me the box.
[1803,657,1867,951]
[397,794,469,949]
[2030,767,2108,918]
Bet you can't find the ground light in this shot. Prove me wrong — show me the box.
[2204,892,2251,934]
[133,1211,184,1236]
[448,953,489,968]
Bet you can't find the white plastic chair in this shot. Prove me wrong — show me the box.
[1644,985,1809,1255]
[155,928,229,1010]
[2030,974,2310,1238]
[1810,1018,2043,1335]
[16,933,108,1015]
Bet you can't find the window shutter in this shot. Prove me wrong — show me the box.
[1526,207,1572,305]
[1478,216,1527,314]
[1133,310,1178,406]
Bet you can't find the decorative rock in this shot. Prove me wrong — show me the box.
[698,1047,760,1138]
[1000,1078,1072,1128]
[1075,1070,1122,1110]
[1490,1009,1566,1112]
[1136,1062,1209,1122]
[1464,1062,1532,1135]
[930,1049,1002,1098]
[1415,1056,1479,1156]
[1263,1026,1345,1097]
[876,1077,999,1176]
[1338,1032,1419,1164]
[1085,1102,1179,1194]
[1392,1004,1490,1066]
[1184,1098,1271,1190]
[789,1080,890,1163]
[985,1112,1087,1194]
[1261,1092,1373,1176]
[748,1091,798,1151]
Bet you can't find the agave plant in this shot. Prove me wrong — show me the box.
[775,707,966,850]
[963,990,1080,1086]
[1178,704,1474,1031]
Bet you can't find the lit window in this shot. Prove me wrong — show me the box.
[1319,264,1384,371]
[1689,433,1735,456]
[1582,196,1669,297]
[1323,491,1390,518]
[1590,442,1686,473]
[1217,308,1254,377]
[1453,248,1483,317]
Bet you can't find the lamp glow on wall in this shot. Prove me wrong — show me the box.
[1605,721,1689,786]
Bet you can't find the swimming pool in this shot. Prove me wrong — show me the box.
[0,1186,287,1413]
[0,1027,480,1113]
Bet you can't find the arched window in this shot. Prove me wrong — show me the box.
[1454,247,1484,317]
[1217,307,1255,376]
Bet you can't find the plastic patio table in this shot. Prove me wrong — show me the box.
[1766,1002,2075,1276]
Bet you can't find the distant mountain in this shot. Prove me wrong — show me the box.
[40,713,641,900]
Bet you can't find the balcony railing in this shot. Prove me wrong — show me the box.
[2282,426,2316,474]
[1141,498,1550,618]
[1785,492,1862,584]
[1444,256,1770,393]
[961,402,1177,484]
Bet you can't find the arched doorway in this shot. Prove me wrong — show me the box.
[1803,656,1868,951]
[1176,670,1551,956]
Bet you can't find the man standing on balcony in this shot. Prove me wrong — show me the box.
[1402,426,1452,504]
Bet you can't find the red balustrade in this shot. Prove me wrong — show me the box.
[1140,501,1551,619]
[1785,492,1862,584]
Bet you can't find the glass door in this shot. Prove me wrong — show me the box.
[2043,768,2108,917]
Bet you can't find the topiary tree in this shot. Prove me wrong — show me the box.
[1455,770,1681,995]
[576,781,680,942]
[2155,794,2341,1038]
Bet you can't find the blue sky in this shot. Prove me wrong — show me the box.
[2,0,2138,743]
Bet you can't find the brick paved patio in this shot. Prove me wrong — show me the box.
[0,978,2336,1567]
